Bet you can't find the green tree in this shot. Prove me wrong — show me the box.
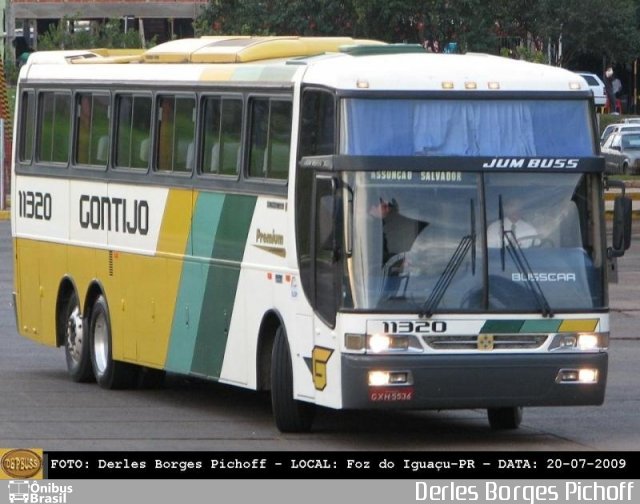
[195,0,500,50]
[538,0,640,67]
[194,0,640,66]
[194,0,358,36]
[38,16,144,50]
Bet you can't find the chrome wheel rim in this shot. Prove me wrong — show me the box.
[66,306,83,363]
[93,311,109,375]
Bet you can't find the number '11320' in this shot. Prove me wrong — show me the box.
[18,190,52,220]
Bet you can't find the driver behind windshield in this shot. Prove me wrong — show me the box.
[487,199,538,248]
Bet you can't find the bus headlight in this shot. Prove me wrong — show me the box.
[368,333,406,352]
[577,333,600,350]
[344,333,422,353]
[549,332,608,352]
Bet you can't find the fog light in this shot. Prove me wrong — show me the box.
[557,369,580,382]
[369,371,390,386]
[578,368,598,384]
[388,372,409,384]
[556,368,599,384]
[368,371,411,386]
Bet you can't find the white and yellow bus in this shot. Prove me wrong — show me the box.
[11,37,632,432]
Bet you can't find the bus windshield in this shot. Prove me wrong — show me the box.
[339,97,602,314]
[344,171,604,313]
[341,98,595,156]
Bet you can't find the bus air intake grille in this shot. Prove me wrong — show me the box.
[423,334,548,350]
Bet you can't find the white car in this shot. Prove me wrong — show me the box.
[600,123,640,145]
[601,131,640,174]
[577,72,607,107]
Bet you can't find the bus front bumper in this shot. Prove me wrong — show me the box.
[340,352,607,410]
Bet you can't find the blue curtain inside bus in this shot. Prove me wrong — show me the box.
[342,99,594,157]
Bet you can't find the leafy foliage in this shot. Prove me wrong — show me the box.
[38,17,144,50]
[194,0,640,67]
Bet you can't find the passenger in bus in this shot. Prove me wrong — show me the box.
[487,199,538,248]
[369,196,429,264]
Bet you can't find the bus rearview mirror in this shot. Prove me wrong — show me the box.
[611,196,632,257]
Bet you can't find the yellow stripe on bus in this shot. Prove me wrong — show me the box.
[156,189,194,257]
[558,319,599,332]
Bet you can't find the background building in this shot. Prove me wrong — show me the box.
[5,0,208,58]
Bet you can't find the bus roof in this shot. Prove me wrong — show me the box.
[20,36,587,94]
[302,52,586,92]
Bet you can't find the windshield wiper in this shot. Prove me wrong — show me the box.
[421,200,476,318]
[498,197,553,317]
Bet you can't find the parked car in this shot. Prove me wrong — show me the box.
[576,72,606,107]
[601,131,640,174]
[600,123,640,146]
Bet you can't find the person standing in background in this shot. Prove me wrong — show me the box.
[604,66,621,113]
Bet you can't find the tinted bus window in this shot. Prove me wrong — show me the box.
[75,93,110,167]
[37,91,71,164]
[115,94,152,170]
[202,97,242,176]
[156,95,196,173]
[248,98,292,180]
[18,90,35,163]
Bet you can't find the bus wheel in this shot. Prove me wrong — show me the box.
[487,406,523,430]
[271,326,315,433]
[89,295,138,389]
[63,292,94,382]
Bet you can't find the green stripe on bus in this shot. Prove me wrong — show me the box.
[480,320,524,333]
[190,193,257,378]
[520,319,562,333]
[166,192,225,374]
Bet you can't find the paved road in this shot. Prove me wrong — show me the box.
[1,220,639,451]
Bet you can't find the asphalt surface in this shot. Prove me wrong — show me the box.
[1,219,639,451]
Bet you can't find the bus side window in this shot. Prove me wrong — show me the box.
[37,91,71,165]
[75,92,110,167]
[299,89,335,157]
[268,101,292,179]
[115,94,152,170]
[202,96,242,176]
[248,97,292,180]
[18,90,35,164]
[155,95,196,173]
[314,177,340,325]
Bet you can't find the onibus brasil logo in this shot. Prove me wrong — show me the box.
[7,481,73,504]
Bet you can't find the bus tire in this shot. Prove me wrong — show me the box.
[63,292,94,383]
[487,406,523,430]
[271,326,315,433]
[89,295,138,389]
